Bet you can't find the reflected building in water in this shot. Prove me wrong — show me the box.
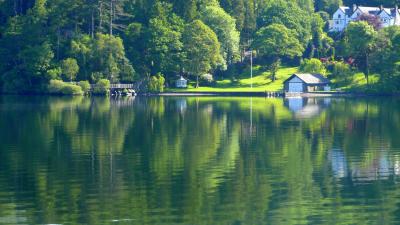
[175,98,187,113]
[328,148,400,184]
[285,97,331,119]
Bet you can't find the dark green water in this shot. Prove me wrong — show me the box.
[1,96,400,225]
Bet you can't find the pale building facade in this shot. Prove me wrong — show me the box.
[330,5,400,32]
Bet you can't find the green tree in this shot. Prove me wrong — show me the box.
[147,73,165,93]
[370,26,400,89]
[332,61,353,83]
[61,58,79,82]
[253,24,303,81]
[146,2,185,77]
[71,33,135,83]
[182,20,222,88]
[345,21,377,83]
[200,5,240,69]
[258,0,312,47]
[315,0,343,14]
[300,58,327,75]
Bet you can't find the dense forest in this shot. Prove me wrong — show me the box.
[1,0,400,94]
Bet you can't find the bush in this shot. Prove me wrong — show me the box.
[48,80,65,94]
[93,79,110,95]
[148,73,165,93]
[300,58,327,75]
[78,81,91,94]
[60,84,84,95]
[332,62,353,82]
[48,80,83,95]
[200,73,214,86]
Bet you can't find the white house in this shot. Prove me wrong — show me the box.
[330,5,400,32]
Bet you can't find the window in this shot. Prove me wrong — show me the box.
[338,14,342,18]
[336,21,339,24]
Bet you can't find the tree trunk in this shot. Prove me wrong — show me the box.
[109,0,113,35]
[56,27,60,60]
[365,52,370,85]
[99,1,103,32]
[91,10,95,38]
[13,0,17,16]
[271,57,281,82]
[196,75,199,88]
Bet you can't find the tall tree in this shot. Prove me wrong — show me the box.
[146,2,185,77]
[200,5,240,69]
[182,20,222,88]
[345,21,377,83]
[257,0,312,47]
[253,23,303,81]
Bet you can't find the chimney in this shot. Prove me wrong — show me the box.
[353,4,357,13]
[380,5,383,10]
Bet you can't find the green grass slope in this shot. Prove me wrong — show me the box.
[168,66,298,92]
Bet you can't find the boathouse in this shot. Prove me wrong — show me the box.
[283,73,331,93]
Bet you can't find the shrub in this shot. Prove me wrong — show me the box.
[148,73,165,93]
[300,58,327,75]
[78,81,91,94]
[48,79,83,95]
[48,80,65,94]
[93,79,110,95]
[332,62,353,81]
[60,84,84,95]
[47,67,62,80]
[200,73,214,85]
[61,58,79,82]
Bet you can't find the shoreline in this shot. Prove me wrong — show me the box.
[145,91,399,97]
[1,91,399,98]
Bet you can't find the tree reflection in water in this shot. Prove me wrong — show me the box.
[0,96,400,224]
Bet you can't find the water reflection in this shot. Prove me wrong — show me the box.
[285,97,331,119]
[0,96,400,224]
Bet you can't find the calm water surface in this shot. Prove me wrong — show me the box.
[1,96,400,224]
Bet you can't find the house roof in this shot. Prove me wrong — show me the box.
[178,76,187,81]
[339,6,352,16]
[284,73,330,85]
[352,6,400,18]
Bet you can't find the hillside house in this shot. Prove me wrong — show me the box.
[330,5,400,32]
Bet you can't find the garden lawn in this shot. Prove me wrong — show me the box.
[168,67,298,92]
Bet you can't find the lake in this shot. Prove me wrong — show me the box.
[0,96,400,224]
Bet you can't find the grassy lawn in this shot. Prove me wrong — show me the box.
[167,66,298,92]
[331,72,380,92]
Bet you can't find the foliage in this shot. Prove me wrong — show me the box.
[61,58,79,82]
[345,21,377,82]
[332,61,353,82]
[253,23,303,81]
[300,58,327,75]
[146,2,185,76]
[70,33,135,83]
[48,79,83,95]
[148,73,165,93]
[257,0,312,47]
[182,20,222,88]
[78,81,91,94]
[200,5,240,69]
[356,13,383,31]
[200,73,215,85]
[92,79,110,95]
[0,0,398,93]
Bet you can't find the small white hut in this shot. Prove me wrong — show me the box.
[176,76,188,88]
